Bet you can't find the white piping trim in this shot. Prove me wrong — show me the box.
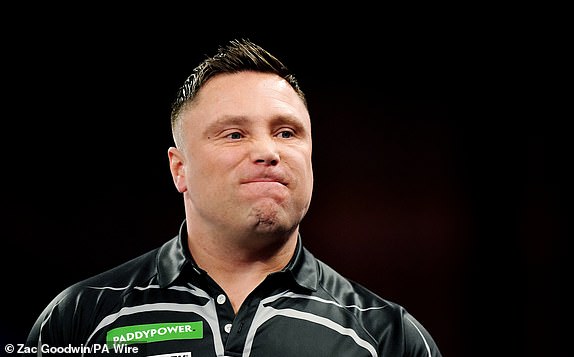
[406,316,432,357]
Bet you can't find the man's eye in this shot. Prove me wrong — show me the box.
[278,131,294,139]
[227,132,243,140]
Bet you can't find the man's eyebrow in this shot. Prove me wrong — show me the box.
[203,116,249,135]
[268,115,308,132]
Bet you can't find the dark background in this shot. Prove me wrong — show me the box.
[1,10,567,357]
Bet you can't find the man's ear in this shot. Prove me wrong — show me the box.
[167,147,187,193]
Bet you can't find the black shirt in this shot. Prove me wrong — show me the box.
[25,221,442,356]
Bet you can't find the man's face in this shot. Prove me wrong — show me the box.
[170,71,313,238]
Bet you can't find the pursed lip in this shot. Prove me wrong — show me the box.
[240,175,288,186]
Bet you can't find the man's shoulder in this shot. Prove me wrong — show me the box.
[25,237,179,346]
[313,255,399,312]
[78,246,160,289]
[54,238,171,307]
[311,255,414,339]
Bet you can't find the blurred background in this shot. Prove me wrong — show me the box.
[1,9,566,357]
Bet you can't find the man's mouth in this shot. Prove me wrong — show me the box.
[241,175,288,186]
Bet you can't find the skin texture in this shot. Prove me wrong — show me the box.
[168,71,313,311]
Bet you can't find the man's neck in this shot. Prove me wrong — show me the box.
[186,226,298,313]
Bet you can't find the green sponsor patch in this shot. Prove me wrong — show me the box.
[107,321,203,345]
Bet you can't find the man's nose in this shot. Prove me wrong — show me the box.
[250,137,280,166]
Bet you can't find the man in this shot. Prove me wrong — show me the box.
[25,38,442,356]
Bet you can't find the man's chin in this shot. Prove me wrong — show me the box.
[247,206,291,233]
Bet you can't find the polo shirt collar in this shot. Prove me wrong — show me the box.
[157,220,318,292]
[280,236,319,291]
[157,220,191,288]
